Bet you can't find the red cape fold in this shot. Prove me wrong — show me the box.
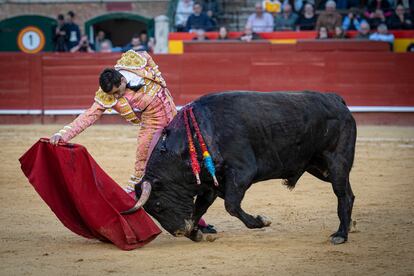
[19,139,161,250]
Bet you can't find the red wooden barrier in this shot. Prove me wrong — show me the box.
[295,40,391,52]
[184,41,272,53]
[169,30,414,40]
[184,40,391,53]
[0,50,414,124]
[0,54,42,110]
[41,53,119,109]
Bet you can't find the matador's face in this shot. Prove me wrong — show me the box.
[108,77,127,99]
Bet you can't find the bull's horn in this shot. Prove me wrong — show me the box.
[121,181,152,215]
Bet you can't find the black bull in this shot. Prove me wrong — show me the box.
[123,91,357,244]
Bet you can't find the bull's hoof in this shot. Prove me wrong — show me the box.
[188,229,203,242]
[258,215,272,227]
[330,232,347,245]
[331,236,346,244]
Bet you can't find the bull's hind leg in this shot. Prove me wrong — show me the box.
[223,169,271,229]
[325,152,355,244]
[323,116,356,244]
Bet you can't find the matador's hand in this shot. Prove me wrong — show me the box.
[50,134,63,145]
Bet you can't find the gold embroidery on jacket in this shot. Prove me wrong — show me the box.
[94,88,117,108]
[115,50,147,70]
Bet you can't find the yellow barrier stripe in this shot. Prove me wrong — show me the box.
[269,39,297,44]
[393,38,414,53]
[168,40,184,54]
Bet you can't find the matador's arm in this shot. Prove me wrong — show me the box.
[54,102,105,142]
[53,88,114,142]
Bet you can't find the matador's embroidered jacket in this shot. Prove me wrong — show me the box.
[56,50,177,185]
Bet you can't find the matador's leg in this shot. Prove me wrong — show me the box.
[125,97,174,192]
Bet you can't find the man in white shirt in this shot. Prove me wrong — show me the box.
[247,2,275,32]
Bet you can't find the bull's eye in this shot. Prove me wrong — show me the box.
[154,201,162,213]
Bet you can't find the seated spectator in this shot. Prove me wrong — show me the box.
[365,0,392,29]
[281,0,304,13]
[262,0,282,14]
[53,14,68,52]
[296,3,317,30]
[274,3,299,30]
[70,34,95,53]
[175,0,194,32]
[315,0,342,32]
[342,8,369,31]
[99,40,113,53]
[333,26,347,38]
[217,26,230,40]
[407,43,414,51]
[387,4,414,29]
[203,0,220,18]
[203,0,220,30]
[122,34,146,52]
[369,23,395,44]
[94,30,112,52]
[192,29,209,40]
[239,25,261,42]
[367,8,388,29]
[186,2,213,32]
[206,9,218,31]
[317,26,329,39]
[138,30,155,52]
[354,21,371,39]
[247,2,274,32]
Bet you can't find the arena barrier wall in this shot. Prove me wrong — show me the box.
[0,50,413,125]
[169,30,414,54]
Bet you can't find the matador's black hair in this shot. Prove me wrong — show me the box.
[99,68,123,93]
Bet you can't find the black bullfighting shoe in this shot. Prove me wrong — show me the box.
[199,224,217,234]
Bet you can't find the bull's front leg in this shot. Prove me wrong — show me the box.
[224,170,272,229]
[193,188,218,227]
[188,188,218,242]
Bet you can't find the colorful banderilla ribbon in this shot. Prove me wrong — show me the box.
[188,107,219,187]
[184,108,201,184]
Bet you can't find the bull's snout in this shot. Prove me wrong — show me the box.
[173,219,202,242]
[173,219,195,237]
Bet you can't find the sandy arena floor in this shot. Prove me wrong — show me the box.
[0,125,413,276]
